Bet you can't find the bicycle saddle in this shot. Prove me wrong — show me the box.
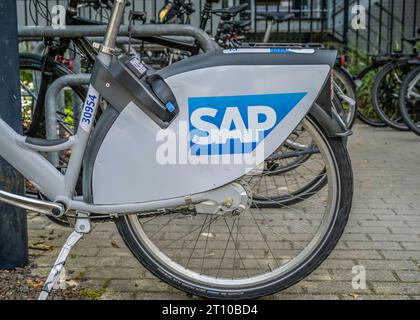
[129,10,147,23]
[211,3,248,19]
[227,20,252,28]
[257,12,295,23]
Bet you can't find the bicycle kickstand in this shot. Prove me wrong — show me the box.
[38,212,91,300]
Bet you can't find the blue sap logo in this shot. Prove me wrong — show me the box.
[188,92,307,156]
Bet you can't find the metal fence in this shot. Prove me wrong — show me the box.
[17,0,420,56]
[332,0,420,56]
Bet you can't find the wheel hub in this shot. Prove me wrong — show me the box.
[194,180,252,217]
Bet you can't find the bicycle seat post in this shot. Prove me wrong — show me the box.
[99,0,127,65]
[263,19,275,43]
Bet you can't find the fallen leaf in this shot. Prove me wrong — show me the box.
[349,293,360,300]
[111,240,120,248]
[29,243,54,251]
[33,280,44,290]
[201,233,214,238]
[66,280,79,288]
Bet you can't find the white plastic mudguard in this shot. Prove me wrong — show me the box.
[90,58,331,204]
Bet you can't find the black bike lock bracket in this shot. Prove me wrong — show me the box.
[91,56,179,128]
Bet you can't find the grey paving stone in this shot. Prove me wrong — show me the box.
[356,259,419,271]
[273,294,341,300]
[344,241,403,250]
[345,226,391,234]
[370,282,420,295]
[400,242,420,250]
[395,271,420,282]
[302,281,375,295]
[380,250,420,260]
[329,250,384,260]
[369,234,420,242]
[318,259,357,270]
[331,270,397,282]
[340,294,412,300]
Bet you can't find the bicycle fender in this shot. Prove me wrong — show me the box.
[87,48,338,204]
[335,65,356,89]
[309,103,352,138]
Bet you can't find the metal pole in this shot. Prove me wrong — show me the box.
[413,0,418,38]
[103,0,127,50]
[72,55,82,131]
[0,0,29,270]
[379,0,383,55]
[401,0,406,52]
[343,0,350,46]
[45,74,91,167]
[18,24,219,53]
[367,0,372,56]
[332,0,336,37]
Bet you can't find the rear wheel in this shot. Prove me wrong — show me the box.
[371,61,413,131]
[356,64,387,127]
[115,115,353,299]
[399,66,420,136]
[333,67,357,128]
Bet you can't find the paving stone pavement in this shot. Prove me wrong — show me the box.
[25,124,420,300]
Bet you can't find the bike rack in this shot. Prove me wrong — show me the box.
[18,24,219,53]
[45,74,91,166]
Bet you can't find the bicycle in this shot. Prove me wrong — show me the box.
[371,46,420,131]
[147,1,250,65]
[155,0,195,24]
[354,55,392,127]
[3,0,353,300]
[211,3,250,48]
[355,32,419,129]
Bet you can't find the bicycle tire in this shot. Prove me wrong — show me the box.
[371,60,413,131]
[355,63,387,127]
[333,66,357,129]
[399,66,420,136]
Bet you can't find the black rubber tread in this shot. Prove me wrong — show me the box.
[399,66,420,136]
[371,61,412,131]
[333,66,358,129]
[355,63,387,127]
